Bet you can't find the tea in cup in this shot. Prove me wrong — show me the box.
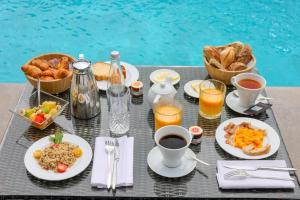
[231,73,266,108]
[155,125,192,168]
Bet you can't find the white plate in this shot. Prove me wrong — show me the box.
[24,133,93,181]
[215,117,280,159]
[149,69,180,85]
[147,146,196,178]
[184,80,203,98]
[96,61,139,91]
[226,91,268,115]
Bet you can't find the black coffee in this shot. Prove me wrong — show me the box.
[159,134,187,149]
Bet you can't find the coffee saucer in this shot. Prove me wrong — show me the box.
[147,146,197,178]
[226,91,268,115]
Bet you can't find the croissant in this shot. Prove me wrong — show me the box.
[57,56,69,69]
[227,62,247,71]
[40,76,55,81]
[31,59,50,71]
[220,47,236,68]
[21,65,42,78]
[203,46,220,62]
[41,69,55,77]
[54,69,69,79]
[236,45,252,64]
[209,58,225,70]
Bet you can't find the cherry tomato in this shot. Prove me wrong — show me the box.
[34,114,45,124]
[57,163,68,173]
[52,144,60,148]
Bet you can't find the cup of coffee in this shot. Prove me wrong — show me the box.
[155,125,192,168]
[231,73,266,108]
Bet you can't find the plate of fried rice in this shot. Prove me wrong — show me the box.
[24,133,92,181]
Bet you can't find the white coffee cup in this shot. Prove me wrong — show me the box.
[231,73,266,108]
[155,125,192,168]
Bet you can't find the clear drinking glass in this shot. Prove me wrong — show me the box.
[154,99,182,131]
[199,79,226,119]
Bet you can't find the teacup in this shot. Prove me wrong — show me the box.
[231,73,266,108]
[155,125,192,168]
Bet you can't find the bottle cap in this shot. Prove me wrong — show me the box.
[111,51,120,59]
[79,53,85,60]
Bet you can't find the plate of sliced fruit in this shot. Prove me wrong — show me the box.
[24,132,92,181]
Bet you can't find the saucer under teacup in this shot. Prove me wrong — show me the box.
[226,91,268,115]
[147,146,197,178]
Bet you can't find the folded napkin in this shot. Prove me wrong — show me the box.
[91,136,134,188]
[217,160,295,189]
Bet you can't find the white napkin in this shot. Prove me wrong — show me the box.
[91,136,134,188]
[217,160,295,189]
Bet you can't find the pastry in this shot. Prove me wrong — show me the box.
[54,69,69,79]
[40,76,55,81]
[227,62,247,71]
[209,58,225,70]
[220,47,236,68]
[21,65,42,78]
[228,41,244,55]
[203,42,254,72]
[31,59,50,71]
[57,56,69,69]
[236,44,252,64]
[41,69,55,77]
[203,46,220,62]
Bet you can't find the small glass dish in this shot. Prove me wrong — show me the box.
[11,90,69,130]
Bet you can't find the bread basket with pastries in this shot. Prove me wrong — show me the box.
[21,53,76,94]
[203,41,256,85]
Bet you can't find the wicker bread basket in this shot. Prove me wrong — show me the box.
[203,46,256,85]
[25,53,76,94]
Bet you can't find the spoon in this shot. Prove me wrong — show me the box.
[188,155,210,166]
[233,90,272,100]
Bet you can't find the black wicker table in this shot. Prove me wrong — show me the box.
[0,67,299,200]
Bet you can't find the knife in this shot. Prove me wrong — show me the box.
[223,164,296,171]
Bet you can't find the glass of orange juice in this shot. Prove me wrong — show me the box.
[154,99,182,131]
[199,79,226,119]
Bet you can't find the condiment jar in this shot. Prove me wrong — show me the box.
[189,126,203,145]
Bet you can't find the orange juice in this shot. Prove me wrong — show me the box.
[199,88,224,119]
[155,105,182,130]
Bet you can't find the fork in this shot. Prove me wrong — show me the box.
[105,140,115,189]
[224,169,294,181]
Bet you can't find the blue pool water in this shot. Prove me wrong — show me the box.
[0,0,299,86]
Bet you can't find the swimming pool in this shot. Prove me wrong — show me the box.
[0,0,299,86]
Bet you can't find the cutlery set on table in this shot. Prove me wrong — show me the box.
[104,139,120,191]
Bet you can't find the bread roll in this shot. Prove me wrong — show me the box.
[220,47,236,68]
